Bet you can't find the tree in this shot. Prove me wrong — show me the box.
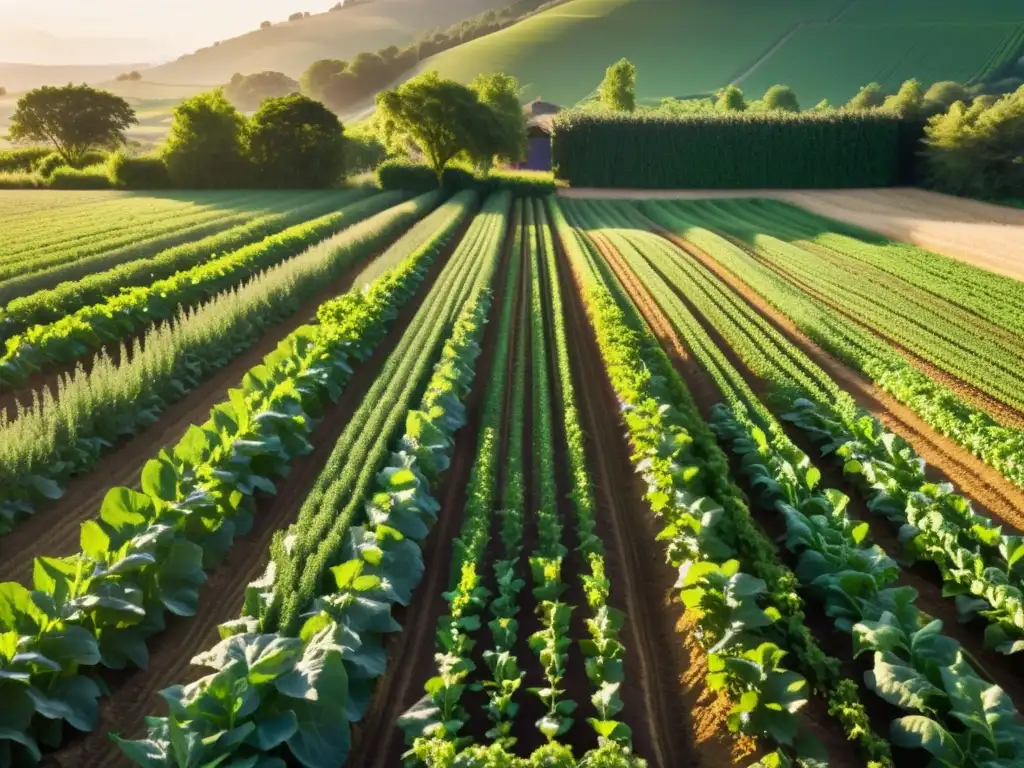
[301,59,347,99]
[162,89,249,188]
[0,87,6,97]
[812,98,833,111]
[116,70,143,82]
[846,82,885,110]
[924,85,1024,198]
[376,70,492,182]
[288,12,305,21]
[882,78,924,119]
[598,58,637,112]
[468,72,527,171]
[7,84,136,164]
[762,84,800,112]
[225,71,300,111]
[260,20,272,29]
[715,84,746,112]
[923,80,970,113]
[247,94,345,187]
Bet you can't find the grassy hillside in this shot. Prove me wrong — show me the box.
[0,62,149,93]
[140,0,510,88]
[740,23,1024,105]
[409,0,1024,106]
[409,0,850,106]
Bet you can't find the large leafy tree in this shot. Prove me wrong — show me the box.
[7,84,136,164]
[882,78,925,119]
[247,93,346,187]
[715,84,747,112]
[225,71,299,111]
[162,89,249,188]
[846,82,885,110]
[375,70,493,182]
[467,72,527,171]
[762,84,800,112]
[599,58,637,112]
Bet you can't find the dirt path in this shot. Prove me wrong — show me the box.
[47,242,462,768]
[349,212,517,767]
[655,228,1024,533]
[558,232,733,768]
[560,188,1024,282]
[0,237,433,582]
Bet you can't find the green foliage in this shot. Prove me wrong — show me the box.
[847,82,886,110]
[715,84,746,112]
[469,72,529,170]
[376,71,496,183]
[924,85,1024,198]
[598,58,637,113]
[344,122,387,174]
[0,146,51,173]
[762,84,800,112]
[107,150,170,189]
[225,70,300,111]
[163,89,250,189]
[46,164,112,189]
[551,109,909,188]
[923,80,971,111]
[377,158,555,196]
[7,84,136,164]
[882,78,925,119]
[247,93,345,188]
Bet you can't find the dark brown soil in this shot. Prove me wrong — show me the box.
[46,236,463,768]
[583,228,861,768]
[349,206,518,768]
[558,231,741,768]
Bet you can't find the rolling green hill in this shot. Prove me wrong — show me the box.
[408,0,1024,106]
[139,0,511,88]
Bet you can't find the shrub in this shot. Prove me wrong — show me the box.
[0,146,51,173]
[377,157,437,192]
[163,89,250,188]
[343,127,387,174]
[46,164,112,189]
[551,109,912,188]
[246,93,344,187]
[108,150,171,189]
[377,157,555,195]
[32,151,68,177]
[0,171,41,189]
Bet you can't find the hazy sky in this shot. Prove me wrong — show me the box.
[0,0,327,63]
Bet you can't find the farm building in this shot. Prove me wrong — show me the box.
[521,98,560,171]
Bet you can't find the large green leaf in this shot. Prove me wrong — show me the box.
[891,716,963,765]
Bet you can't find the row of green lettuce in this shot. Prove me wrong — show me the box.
[643,200,1024,492]
[555,197,890,768]
[571,199,1024,768]
[0,192,399,390]
[0,192,476,765]
[0,192,452,535]
[114,191,508,767]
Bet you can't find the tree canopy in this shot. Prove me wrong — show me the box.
[7,84,136,164]
[847,82,885,110]
[375,71,496,182]
[762,84,800,112]
[468,72,528,171]
[715,84,747,112]
[882,78,925,119]
[225,71,300,111]
[599,58,637,112]
[162,89,249,188]
[247,93,345,187]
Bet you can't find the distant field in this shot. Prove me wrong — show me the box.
[740,22,1024,104]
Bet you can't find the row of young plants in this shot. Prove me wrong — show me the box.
[534,200,636,753]
[0,193,464,765]
[556,198,887,767]
[697,203,1024,414]
[0,190,279,284]
[642,200,1024,491]
[584,199,1024,767]
[0,190,367,334]
[0,192,402,390]
[741,198,1024,339]
[600,200,1024,646]
[115,194,512,768]
[0,192,451,535]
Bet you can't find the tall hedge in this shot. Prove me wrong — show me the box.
[551,110,918,189]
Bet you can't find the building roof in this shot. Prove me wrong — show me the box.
[527,113,555,134]
[524,98,561,117]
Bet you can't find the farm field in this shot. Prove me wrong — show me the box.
[1,187,1024,768]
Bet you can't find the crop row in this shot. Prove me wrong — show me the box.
[0,192,451,535]
[644,201,1024,491]
[0,192,400,389]
[556,197,888,766]
[579,198,1024,766]
[0,192,472,765]
[117,191,512,767]
[0,191,289,284]
[0,189,367,333]
[693,202,1024,413]
[739,198,1024,338]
